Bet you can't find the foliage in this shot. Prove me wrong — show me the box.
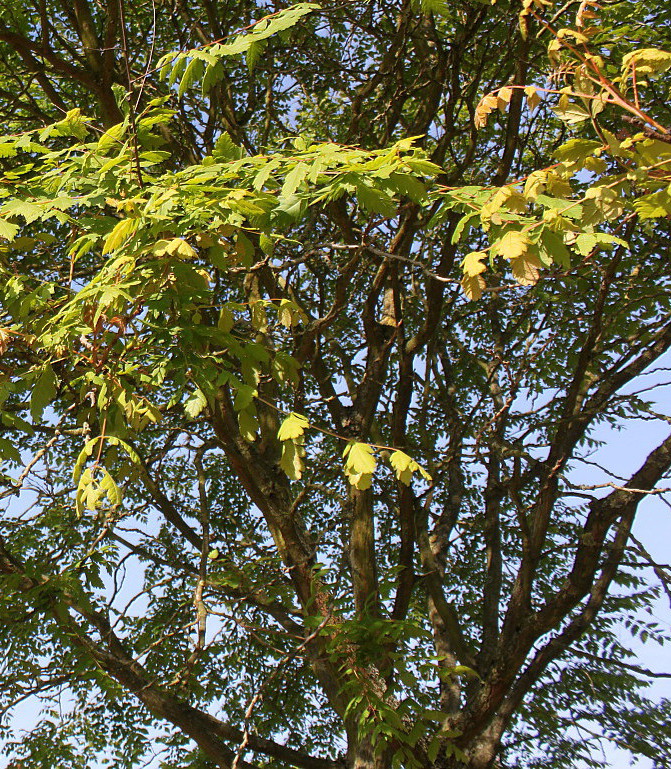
[1,1,671,768]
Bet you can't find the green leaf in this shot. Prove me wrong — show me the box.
[30,365,57,423]
[539,228,571,269]
[218,306,235,332]
[213,132,245,162]
[97,122,126,153]
[420,710,450,722]
[355,183,397,217]
[271,351,300,386]
[0,217,19,241]
[404,157,443,176]
[103,218,138,254]
[178,57,205,99]
[238,407,259,442]
[0,437,21,463]
[281,162,309,199]
[246,39,267,72]
[233,384,256,411]
[388,172,427,202]
[634,190,671,219]
[184,388,208,419]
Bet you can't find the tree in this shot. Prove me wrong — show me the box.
[1,1,671,767]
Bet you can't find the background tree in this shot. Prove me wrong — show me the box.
[1,1,671,768]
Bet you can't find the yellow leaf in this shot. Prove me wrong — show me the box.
[390,450,432,485]
[462,251,487,277]
[278,412,310,441]
[622,48,671,78]
[495,230,530,261]
[343,442,377,489]
[346,471,374,490]
[474,94,498,129]
[511,252,541,286]
[343,442,377,474]
[524,85,542,112]
[280,439,305,480]
[497,87,513,112]
[162,237,197,258]
[461,273,485,301]
[524,170,546,200]
[103,217,137,254]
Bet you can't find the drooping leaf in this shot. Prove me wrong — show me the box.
[278,412,310,441]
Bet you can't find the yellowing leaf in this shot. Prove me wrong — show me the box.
[554,139,602,167]
[633,190,671,219]
[461,273,485,301]
[280,439,305,480]
[278,412,310,441]
[524,170,546,200]
[184,388,208,419]
[343,442,377,489]
[103,217,137,254]
[76,467,121,517]
[583,186,624,220]
[511,251,541,286]
[235,231,255,267]
[462,251,487,277]
[0,141,17,158]
[545,172,573,198]
[0,217,19,241]
[390,450,432,485]
[163,238,198,258]
[622,48,671,78]
[524,85,542,112]
[474,94,498,129]
[479,188,526,229]
[277,298,305,328]
[495,230,530,261]
[554,95,590,125]
[250,300,268,332]
[497,87,513,112]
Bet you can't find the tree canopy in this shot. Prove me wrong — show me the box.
[1,1,671,768]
